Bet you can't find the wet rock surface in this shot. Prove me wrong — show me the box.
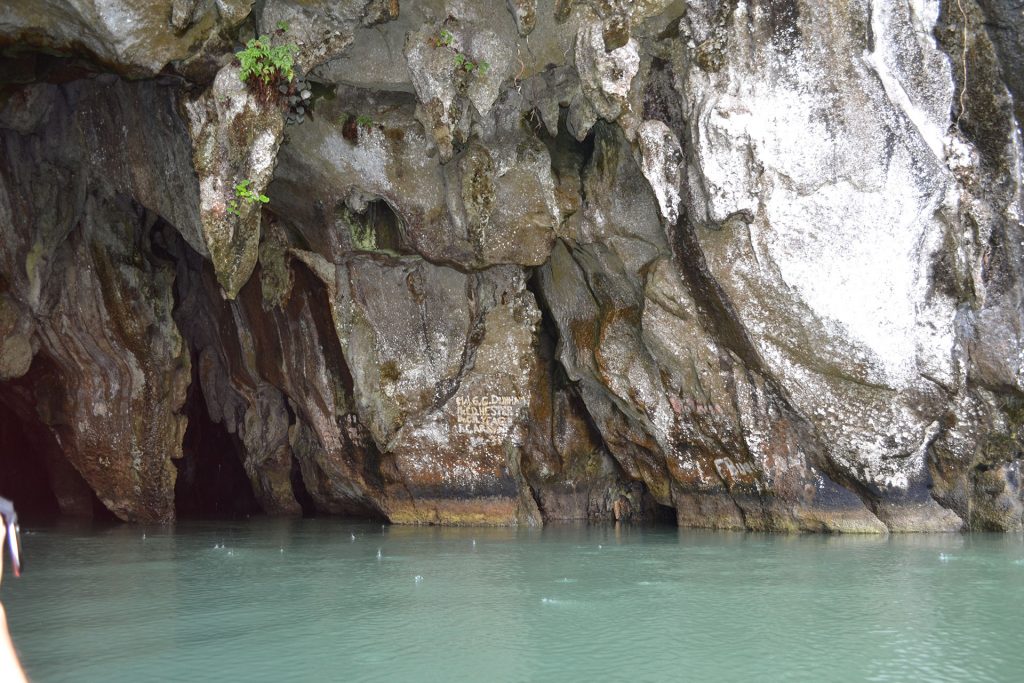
[0,0,1021,530]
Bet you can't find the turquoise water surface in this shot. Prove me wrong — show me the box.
[3,520,1023,682]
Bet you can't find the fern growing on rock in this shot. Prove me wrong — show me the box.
[236,35,298,99]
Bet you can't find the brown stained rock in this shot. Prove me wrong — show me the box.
[171,0,201,34]
[384,497,522,526]
[185,63,285,299]
[31,203,189,523]
[0,80,197,522]
[361,0,400,27]
[554,0,575,23]
[602,14,630,51]
[0,0,1020,533]
[312,256,542,525]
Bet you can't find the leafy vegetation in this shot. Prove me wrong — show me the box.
[435,29,454,48]
[236,35,298,88]
[226,179,269,217]
[433,28,489,77]
[454,53,489,74]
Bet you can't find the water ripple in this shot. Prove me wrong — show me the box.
[4,521,1023,682]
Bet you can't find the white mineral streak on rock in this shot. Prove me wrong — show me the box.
[864,0,952,162]
[637,120,683,223]
[685,1,963,495]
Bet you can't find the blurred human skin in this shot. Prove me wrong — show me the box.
[0,523,28,683]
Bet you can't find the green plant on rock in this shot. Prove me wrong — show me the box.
[435,29,454,48]
[226,179,269,217]
[237,35,298,88]
[433,28,489,77]
[454,52,489,74]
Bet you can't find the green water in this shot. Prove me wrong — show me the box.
[2,520,1023,682]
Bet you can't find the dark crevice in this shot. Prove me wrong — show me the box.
[0,394,60,520]
[0,353,115,523]
[526,266,677,525]
[289,456,318,518]
[532,106,597,231]
[288,259,355,399]
[281,263,388,521]
[281,399,317,518]
[173,356,262,519]
[430,273,487,411]
[645,499,678,526]
[339,197,413,255]
[158,222,262,519]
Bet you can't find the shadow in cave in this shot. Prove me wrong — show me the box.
[646,500,678,526]
[0,356,117,524]
[173,367,262,519]
[525,269,680,529]
[340,197,410,255]
[0,399,60,521]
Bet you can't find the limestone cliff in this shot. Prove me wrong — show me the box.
[0,0,1021,530]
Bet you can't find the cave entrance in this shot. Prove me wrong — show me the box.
[0,354,114,523]
[173,367,262,519]
[0,397,60,521]
[647,499,678,526]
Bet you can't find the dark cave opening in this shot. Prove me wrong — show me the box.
[0,355,116,524]
[173,364,262,519]
[0,398,60,520]
[289,454,318,518]
[647,499,678,526]
[340,198,409,255]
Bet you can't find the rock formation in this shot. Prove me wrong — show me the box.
[0,0,1020,530]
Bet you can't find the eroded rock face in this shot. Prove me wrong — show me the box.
[664,0,1022,530]
[0,0,252,78]
[0,0,1021,530]
[0,78,196,522]
[184,63,285,298]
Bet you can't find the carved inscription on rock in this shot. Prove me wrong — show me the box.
[455,395,525,439]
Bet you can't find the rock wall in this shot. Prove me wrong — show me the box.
[0,0,1020,530]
